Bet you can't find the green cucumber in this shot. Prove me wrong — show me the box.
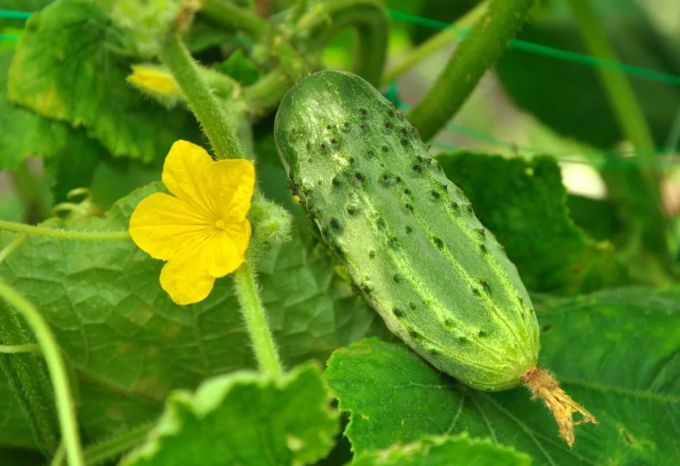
[274,71,594,444]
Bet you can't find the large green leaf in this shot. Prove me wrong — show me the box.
[0,50,106,202]
[439,152,623,293]
[7,0,200,162]
[0,182,384,447]
[352,434,531,466]
[121,363,338,466]
[326,288,680,466]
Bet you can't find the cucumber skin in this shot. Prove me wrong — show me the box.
[274,71,539,391]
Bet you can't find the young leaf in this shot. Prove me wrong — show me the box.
[326,288,680,466]
[7,0,200,162]
[438,152,624,293]
[121,363,338,466]
[352,434,531,466]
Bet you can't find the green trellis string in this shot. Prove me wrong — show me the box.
[1,7,678,167]
[388,9,680,86]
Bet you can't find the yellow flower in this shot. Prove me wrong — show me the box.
[129,140,255,305]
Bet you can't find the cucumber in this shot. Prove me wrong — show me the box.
[274,71,594,444]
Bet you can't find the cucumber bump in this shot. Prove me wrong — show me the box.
[274,70,596,446]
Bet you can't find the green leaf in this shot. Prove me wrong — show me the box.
[352,434,531,466]
[121,363,338,466]
[7,0,200,162]
[0,380,39,449]
[0,182,385,447]
[439,152,624,293]
[0,448,43,466]
[566,194,624,242]
[217,49,260,86]
[326,288,680,465]
[496,0,680,149]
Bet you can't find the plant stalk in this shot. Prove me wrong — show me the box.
[160,34,243,159]
[381,0,489,86]
[233,261,283,379]
[0,282,83,466]
[409,0,536,140]
[568,0,669,257]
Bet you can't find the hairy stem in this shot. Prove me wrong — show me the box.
[0,282,83,466]
[297,0,388,86]
[200,0,268,39]
[161,34,243,159]
[568,0,669,257]
[164,28,284,378]
[381,0,489,86]
[409,0,536,140]
[233,261,283,379]
[0,219,129,241]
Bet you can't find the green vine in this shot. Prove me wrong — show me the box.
[0,282,83,466]
[200,0,268,39]
[381,0,488,86]
[296,0,388,86]
[409,0,536,140]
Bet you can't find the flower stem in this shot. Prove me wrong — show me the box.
[160,34,243,159]
[0,282,83,466]
[233,262,283,379]
[0,219,129,241]
[567,0,669,258]
[409,0,536,140]
[381,1,489,86]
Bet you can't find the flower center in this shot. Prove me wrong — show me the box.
[215,219,226,230]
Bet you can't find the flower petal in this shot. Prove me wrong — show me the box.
[160,249,216,305]
[162,140,216,214]
[129,192,211,261]
[209,159,255,221]
[209,220,251,277]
